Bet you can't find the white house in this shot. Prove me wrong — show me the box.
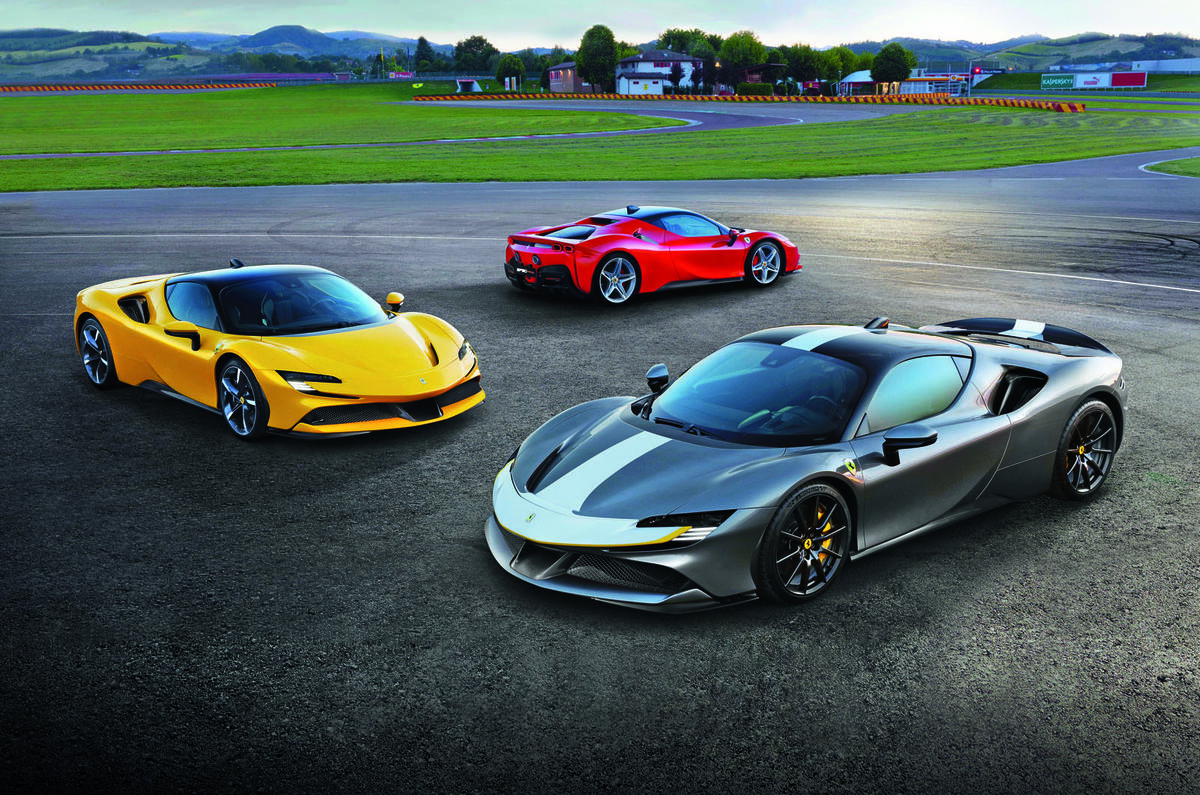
[616,49,697,95]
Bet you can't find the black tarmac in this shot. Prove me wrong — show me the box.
[3,149,1199,793]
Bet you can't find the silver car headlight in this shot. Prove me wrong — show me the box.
[636,510,735,544]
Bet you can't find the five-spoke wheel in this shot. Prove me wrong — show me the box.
[754,483,851,603]
[79,317,119,389]
[746,241,782,286]
[218,358,269,440]
[1050,399,1117,500]
[594,255,640,305]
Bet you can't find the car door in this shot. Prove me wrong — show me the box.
[144,280,226,406]
[848,355,1012,550]
[661,213,746,281]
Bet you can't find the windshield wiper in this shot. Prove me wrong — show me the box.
[652,415,725,441]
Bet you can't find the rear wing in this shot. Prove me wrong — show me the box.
[919,318,1113,356]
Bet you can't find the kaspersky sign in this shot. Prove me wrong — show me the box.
[1041,74,1076,89]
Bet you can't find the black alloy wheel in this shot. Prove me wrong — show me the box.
[754,483,851,604]
[1050,399,1117,500]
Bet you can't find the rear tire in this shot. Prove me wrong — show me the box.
[1049,399,1117,500]
[592,255,640,305]
[754,483,851,604]
[79,317,120,389]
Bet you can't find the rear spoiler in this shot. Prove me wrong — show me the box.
[508,233,576,252]
[920,318,1113,355]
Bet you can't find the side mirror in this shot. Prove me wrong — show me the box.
[385,291,405,311]
[727,229,738,246]
[163,320,201,351]
[882,423,938,466]
[646,363,669,394]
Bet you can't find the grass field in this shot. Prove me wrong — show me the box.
[1146,157,1200,177]
[2,102,1198,192]
[0,83,682,156]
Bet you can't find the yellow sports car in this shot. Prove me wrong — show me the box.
[74,260,484,439]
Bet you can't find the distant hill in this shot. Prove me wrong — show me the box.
[150,31,238,48]
[0,28,153,51]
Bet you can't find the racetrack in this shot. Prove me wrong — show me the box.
[2,151,1199,793]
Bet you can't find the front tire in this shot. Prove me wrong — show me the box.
[754,483,851,604]
[1049,399,1117,500]
[79,317,120,389]
[592,254,640,305]
[745,241,782,286]
[218,357,270,440]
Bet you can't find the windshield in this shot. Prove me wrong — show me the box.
[648,341,866,446]
[218,272,388,335]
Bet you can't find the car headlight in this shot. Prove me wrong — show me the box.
[636,510,735,543]
[458,340,474,362]
[276,370,349,397]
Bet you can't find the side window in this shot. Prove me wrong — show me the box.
[165,281,221,330]
[661,214,721,238]
[863,356,964,433]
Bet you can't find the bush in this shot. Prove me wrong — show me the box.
[736,82,773,96]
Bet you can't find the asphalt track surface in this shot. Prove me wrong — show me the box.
[2,149,1200,793]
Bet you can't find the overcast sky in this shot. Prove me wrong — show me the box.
[7,0,1196,50]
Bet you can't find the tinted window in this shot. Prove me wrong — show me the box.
[165,281,220,330]
[545,225,594,240]
[661,214,721,238]
[217,272,387,335]
[863,356,964,433]
[649,341,866,447]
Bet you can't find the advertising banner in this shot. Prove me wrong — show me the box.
[1075,73,1112,89]
[1041,74,1075,90]
[1111,71,1148,87]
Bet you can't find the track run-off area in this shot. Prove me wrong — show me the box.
[2,84,1199,794]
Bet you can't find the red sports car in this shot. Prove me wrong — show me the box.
[504,206,801,304]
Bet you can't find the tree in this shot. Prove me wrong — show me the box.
[576,25,617,93]
[454,34,499,72]
[855,51,875,72]
[717,30,766,87]
[496,53,525,86]
[871,42,917,83]
[414,36,437,68]
[779,44,821,82]
[658,27,709,53]
[826,45,858,80]
[668,62,684,94]
[689,38,716,94]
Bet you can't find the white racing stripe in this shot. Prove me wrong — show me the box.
[782,326,869,351]
[1007,319,1046,339]
[535,432,670,513]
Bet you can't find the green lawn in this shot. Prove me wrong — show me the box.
[2,105,1198,192]
[1146,157,1200,177]
[0,83,682,155]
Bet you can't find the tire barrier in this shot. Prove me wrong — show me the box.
[413,92,1085,112]
[0,82,277,93]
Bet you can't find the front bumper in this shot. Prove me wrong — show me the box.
[483,463,767,612]
[282,374,484,436]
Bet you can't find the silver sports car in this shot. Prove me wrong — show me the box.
[485,317,1128,612]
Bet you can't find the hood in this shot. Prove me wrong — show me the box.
[246,313,469,398]
[513,401,783,519]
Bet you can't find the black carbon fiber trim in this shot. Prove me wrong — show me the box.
[298,377,481,427]
[567,554,692,595]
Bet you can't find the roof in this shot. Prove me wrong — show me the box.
[167,263,333,288]
[737,325,971,372]
[548,61,575,70]
[839,69,874,84]
[618,49,690,64]
[596,205,695,223]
